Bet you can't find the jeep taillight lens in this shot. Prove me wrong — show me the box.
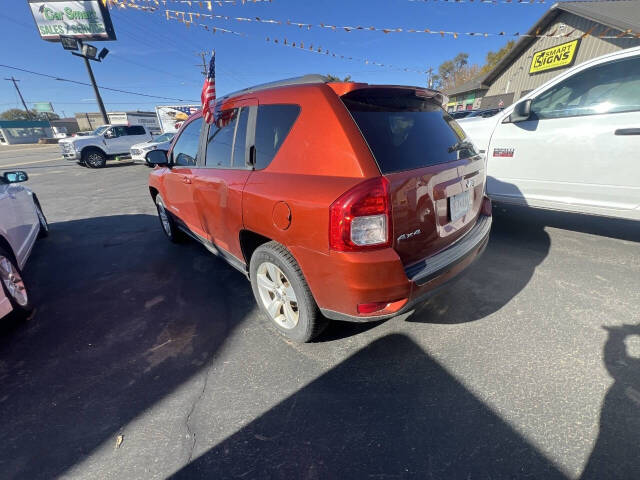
[329,177,392,251]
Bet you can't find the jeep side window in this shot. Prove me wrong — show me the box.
[531,56,640,120]
[205,109,237,168]
[254,105,300,170]
[172,118,202,167]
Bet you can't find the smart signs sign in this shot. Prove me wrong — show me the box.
[28,0,116,42]
[529,39,580,75]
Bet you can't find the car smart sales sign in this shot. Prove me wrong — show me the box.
[529,39,580,75]
[29,0,116,42]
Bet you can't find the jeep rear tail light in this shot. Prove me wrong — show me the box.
[329,177,392,251]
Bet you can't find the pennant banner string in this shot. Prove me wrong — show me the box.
[109,1,638,39]
[111,1,639,76]
[106,0,273,9]
[158,11,432,74]
[160,8,640,39]
[407,0,547,4]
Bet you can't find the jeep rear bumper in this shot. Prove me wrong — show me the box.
[313,214,492,322]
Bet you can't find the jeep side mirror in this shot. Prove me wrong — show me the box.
[506,99,532,123]
[146,149,169,167]
[2,171,28,183]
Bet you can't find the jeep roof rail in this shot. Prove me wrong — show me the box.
[218,74,330,102]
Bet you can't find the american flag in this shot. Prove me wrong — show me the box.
[201,52,216,124]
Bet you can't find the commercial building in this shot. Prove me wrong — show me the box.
[446,0,640,111]
[0,120,53,145]
[50,118,80,136]
[74,111,158,132]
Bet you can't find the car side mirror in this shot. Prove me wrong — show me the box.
[505,99,532,123]
[104,131,114,139]
[146,149,169,167]
[2,171,28,183]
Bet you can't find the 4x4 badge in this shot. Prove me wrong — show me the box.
[397,229,421,242]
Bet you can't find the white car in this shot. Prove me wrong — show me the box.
[459,46,640,221]
[0,171,48,321]
[58,125,153,168]
[130,132,175,166]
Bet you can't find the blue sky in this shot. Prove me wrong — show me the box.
[1,0,552,116]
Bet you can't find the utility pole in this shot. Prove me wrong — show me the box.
[426,67,434,89]
[196,50,215,76]
[4,77,33,119]
[196,51,208,75]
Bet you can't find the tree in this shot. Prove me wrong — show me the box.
[480,40,516,74]
[0,109,59,121]
[38,112,60,120]
[430,41,515,92]
[432,53,480,91]
[0,108,32,121]
[326,74,352,82]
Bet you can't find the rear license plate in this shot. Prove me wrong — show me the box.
[449,190,470,222]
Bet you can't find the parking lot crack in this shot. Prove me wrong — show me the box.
[184,359,215,464]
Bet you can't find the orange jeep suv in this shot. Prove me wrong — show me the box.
[147,75,492,342]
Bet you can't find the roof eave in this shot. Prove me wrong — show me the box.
[483,5,563,85]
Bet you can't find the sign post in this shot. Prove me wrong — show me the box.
[78,49,109,124]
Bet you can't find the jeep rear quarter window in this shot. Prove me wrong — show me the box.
[254,104,300,170]
[342,89,477,174]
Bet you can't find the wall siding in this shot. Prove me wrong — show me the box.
[483,12,640,105]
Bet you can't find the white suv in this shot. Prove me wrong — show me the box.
[460,46,640,221]
[59,125,153,168]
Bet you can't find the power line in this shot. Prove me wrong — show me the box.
[0,64,199,102]
[109,54,201,84]
[111,12,246,83]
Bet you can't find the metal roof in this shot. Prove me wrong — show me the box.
[559,0,640,34]
[0,120,51,128]
[448,0,640,95]
[483,0,640,85]
[445,76,490,96]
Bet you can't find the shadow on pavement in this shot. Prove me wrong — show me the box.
[582,323,640,479]
[493,202,640,243]
[171,334,567,479]
[407,202,551,325]
[0,214,254,479]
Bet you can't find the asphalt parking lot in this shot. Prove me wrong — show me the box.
[0,144,639,479]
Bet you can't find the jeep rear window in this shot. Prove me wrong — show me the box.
[342,89,477,174]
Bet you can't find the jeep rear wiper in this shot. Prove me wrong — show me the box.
[448,140,474,153]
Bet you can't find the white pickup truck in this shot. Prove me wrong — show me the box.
[59,125,153,168]
[459,46,640,221]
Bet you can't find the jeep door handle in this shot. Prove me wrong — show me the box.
[614,128,640,136]
[182,176,192,184]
